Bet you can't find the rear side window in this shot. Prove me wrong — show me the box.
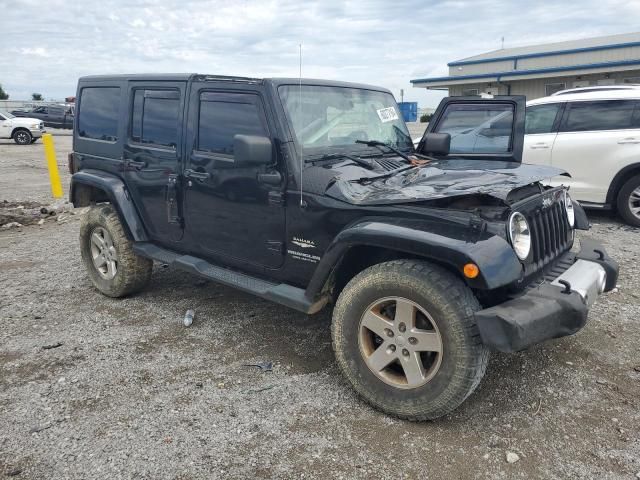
[198,93,268,155]
[78,87,120,141]
[433,103,514,154]
[525,103,562,134]
[131,89,180,148]
[561,100,637,132]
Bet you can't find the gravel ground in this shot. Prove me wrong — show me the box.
[1,133,640,479]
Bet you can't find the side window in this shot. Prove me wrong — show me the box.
[433,103,514,154]
[34,106,48,114]
[197,94,268,156]
[78,87,120,141]
[561,100,636,132]
[525,103,561,134]
[130,89,180,148]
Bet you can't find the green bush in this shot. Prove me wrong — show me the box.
[420,113,433,123]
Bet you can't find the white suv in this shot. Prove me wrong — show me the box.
[524,89,640,226]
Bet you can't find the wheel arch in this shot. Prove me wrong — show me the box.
[71,169,148,241]
[11,127,31,138]
[606,162,640,208]
[305,220,522,302]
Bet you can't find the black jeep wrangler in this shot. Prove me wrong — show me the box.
[69,74,618,420]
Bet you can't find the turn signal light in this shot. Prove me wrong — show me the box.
[463,263,479,279]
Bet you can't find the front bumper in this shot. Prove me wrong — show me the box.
[475,238,619,353]
[29,127,45,138]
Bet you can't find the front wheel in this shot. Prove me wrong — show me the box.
[332,260,489,421]
[13,129,32,145]
[617,175,640,227]
[80,205,152,297]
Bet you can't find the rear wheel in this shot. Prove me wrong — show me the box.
[13,129,32,145]
[80,205,152,297]
[616,175,640,227]
[332,260,489,421]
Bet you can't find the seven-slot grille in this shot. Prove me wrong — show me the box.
[523,197,572,275]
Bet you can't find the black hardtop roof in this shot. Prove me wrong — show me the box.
[78,74,391,93]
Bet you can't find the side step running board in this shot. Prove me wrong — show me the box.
[132,243,327,314]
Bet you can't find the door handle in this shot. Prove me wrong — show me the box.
[529,143,550,149]
[184,169,211,180]
[618,138,640,144]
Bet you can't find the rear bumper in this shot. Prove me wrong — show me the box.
[475,238,618,353]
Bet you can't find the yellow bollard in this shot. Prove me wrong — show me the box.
[42,133,63,199]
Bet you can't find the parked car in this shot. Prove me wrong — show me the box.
[0,110,45,144]
[12,104,74,129]
[69,74,617,420]
[523,89,640,226]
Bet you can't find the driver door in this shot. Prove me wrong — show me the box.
[417,96,526,162]
[182,83,286,270]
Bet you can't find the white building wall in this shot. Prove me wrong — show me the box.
[444,69,640,100]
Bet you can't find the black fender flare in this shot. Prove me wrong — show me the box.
[70,169,147,241]
[305,220,522,298]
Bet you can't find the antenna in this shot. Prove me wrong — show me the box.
[298,43,303,208]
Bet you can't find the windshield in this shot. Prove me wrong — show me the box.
[0,110,15,119]
[278,85,412,156]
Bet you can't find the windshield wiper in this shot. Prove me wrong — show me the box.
[355,139,413,162]
[304,153,375,170]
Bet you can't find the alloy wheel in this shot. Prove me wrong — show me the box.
[90,227,118,280]
[358,296,443,389]
[628,186,640,220]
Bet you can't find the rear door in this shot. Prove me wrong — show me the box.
[522,102,564,166]
[48,106,65,128]
[418,96,525,162]
[549,99,640,203]
[123,81,186,245]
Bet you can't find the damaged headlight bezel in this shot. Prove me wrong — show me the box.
[508,211,532,261]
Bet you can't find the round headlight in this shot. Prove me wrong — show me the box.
[508,212,531,260]
[564,191,575,228]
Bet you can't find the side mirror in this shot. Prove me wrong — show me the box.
[233,135,273,165]
[422,132,450,156]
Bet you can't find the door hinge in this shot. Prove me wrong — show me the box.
[166,174,181,224]
[266,240,284,253]
[268,191,285,206]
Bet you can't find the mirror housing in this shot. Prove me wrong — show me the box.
[421,132,450,156]
[233,135,273,165]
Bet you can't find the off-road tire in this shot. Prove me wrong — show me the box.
[617,175,640,227]
[332,260,489,421]
[80,205,152,297]
[13,129,32,145]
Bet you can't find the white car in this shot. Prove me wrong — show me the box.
[0,110,45,145]
[524,89,640,226]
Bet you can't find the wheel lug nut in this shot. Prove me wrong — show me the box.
[398,323,406,333]
[389,344,396,352]
[408,337,417,345]
[385,329,394,337]
[402,348,410,357]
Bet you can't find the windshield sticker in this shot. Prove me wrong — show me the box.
[376,107,399,123]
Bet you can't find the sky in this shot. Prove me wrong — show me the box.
[1,0,640,108]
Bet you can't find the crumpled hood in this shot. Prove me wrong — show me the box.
[325,159,568,206]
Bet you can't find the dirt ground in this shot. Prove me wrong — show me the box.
[1,133,639,479]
